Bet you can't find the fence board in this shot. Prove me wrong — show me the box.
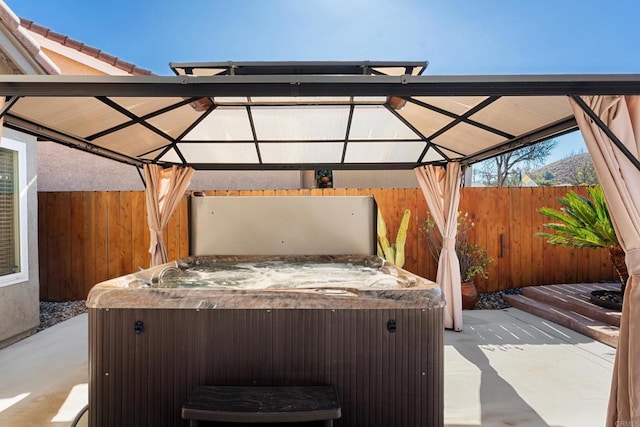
[94,192,109,285]
[38,187,618,301]
[541,187,556,286]
[165,198,180,262]
[37,193,48,299]
[107,192,121,279]
[57,192,72,300]
[508,187,523,288]
[70,192,85,299]
[531,186,547,285]
[468,188,492,292]
[554,187,568,283]
[119,192,134,276]
[132,192,148,270]
[82,193,96,296]
[45,193,60,301]
[178,194,189,258]
[519,187,534,286]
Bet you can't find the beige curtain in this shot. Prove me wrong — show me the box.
[144,164,194,267]
[415,163,463,331]
[569,95,640,426]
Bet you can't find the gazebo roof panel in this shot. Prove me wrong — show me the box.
[470,95,574,137]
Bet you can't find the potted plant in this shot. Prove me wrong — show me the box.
[420,212,494,309]
[537,185,627,310]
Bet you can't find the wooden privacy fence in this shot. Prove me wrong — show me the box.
[38,187,617,301]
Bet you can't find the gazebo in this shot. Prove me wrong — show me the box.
[1,61,639,425]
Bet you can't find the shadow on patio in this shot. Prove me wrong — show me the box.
[445,309,615,427]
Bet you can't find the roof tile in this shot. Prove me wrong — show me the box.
[115,58,134,73]
[80,44,100,58]
[62,37,83,51]
[19,17,154,76]
[97,51,117,66]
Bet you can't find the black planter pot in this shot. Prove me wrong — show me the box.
[590,290,623,311]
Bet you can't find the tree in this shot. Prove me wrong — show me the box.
[567,159,598,185]
[533,170,555,186]
[476,139,557,187]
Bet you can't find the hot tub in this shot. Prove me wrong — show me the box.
[87,255,444,427]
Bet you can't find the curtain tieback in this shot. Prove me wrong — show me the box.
[443,237,456,250]
[148,227,162,252]
[626,248,640,276]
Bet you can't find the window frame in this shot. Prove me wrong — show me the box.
[0,137,28,287]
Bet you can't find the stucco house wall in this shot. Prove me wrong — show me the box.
[0,128,39,348]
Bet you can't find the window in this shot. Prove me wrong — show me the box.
[0,137,28,287]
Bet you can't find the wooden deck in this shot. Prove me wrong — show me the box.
[504,282,621,348]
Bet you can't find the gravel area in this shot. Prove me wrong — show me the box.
[475,288,522,310]
[35,288,522,332]
[38,300,87,332]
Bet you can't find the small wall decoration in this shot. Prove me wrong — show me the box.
[316,169,333,188]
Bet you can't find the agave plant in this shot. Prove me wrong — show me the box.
[377,208,410,268]
[537,185,628,295]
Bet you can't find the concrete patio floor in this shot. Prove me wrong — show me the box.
[0,308,616,427]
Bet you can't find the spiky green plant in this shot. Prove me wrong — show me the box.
[537,185,628,294]
[377,208,410,268]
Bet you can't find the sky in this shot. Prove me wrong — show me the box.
[8,0,640,162]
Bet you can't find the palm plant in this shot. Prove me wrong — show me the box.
[537,185,628,296]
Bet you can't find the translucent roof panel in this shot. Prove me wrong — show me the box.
[431,122,505,155]
[437,147,465,160]
[353,96,387,103]
[252,106,349,141]
[10,97,129,138]
[173,67,228,76]
[213,97,249,104]
[411,96,489,116]
[395,102,454,138]
[183,107,254,141]
[158,148,182,163]
[249,96,351,105]
[92,124,171,157]
[179,143,259,163]
[421,147,447,162]
[108,97,187,117]
[372,66,425,76]
[146,103,205,138]
[140,147,171,161]
[470,96,573,136]
[260,142,344,163]
[345,141,426,163]
[191,68,227,76]
[214,96,384,106]
[349,106,420,140]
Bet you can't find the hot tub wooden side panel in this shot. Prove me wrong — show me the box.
[89,307,443,427]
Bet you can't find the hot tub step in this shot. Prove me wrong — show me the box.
[182,385,341,426]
